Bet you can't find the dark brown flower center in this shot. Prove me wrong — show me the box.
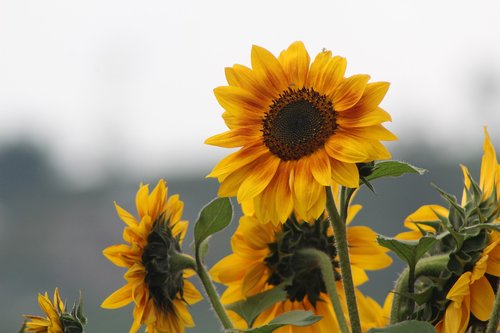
[264,216,340,306]
[142,215,185,314]
[262,88,337,161]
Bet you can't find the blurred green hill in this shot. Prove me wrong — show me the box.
[0,142,479,332]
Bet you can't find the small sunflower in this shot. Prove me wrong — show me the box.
[206,41,396,225]
[101,180,202,333]
[210,204,391,332]
[435,232,500,333]
[23,289,65,333]
[397,127,500,240]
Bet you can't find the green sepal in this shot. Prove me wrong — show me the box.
[72,291,87,325]
[232,311,322,333]
[60,314,84,333]
[225,282,289,327]
[366,320,436,333]
[193,197,233,261]
[377,235,437,269]
[432,208,464,250]
[18,321,26,333]
[396,284,434,306]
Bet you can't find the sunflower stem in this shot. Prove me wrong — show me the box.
[486,279,500,333]
[326,186,361,333]
[298,248,351,333]
[390,254,448,323]
[195,257,234,331]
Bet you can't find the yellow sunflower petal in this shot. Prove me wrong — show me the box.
[309,150,332,186]
[278,41,310,89]
[101,284,133,309]
[443,296,470,333]
[347,125,398,141]
[337,106,392,128]
[135,183,149,219]
[207,143,268,179]
[307,51,347,95]
[182,280,203,304]
[325,131,373,163]
[230,64,277,102]
[237,154,281,202]
[330,159,359,188]
[351,265,369,286]
[213,85,266,117]
[446,272,471,304]
[114,202,139,228]
[274,162,294,223]
[103,244,137,268]
[332,74,370,111]
[470,276,495,321]
[403,204,448,232]
[251,45,288,94]
[480,127,498,198]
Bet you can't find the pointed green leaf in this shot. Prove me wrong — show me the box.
[377,235,437,268]
[238,311,322,333]
[364,161,426,183]
[366,320,436,333]
[226,283,288,327]
[194,197,233,255]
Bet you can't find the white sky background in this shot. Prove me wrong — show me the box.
[1,0,500,187]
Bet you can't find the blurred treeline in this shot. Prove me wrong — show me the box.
[0,142,479,332]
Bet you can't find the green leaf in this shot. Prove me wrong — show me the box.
[238,311,322,333]
[377,235,437,268]
[226,283,289,327]
[366,320,436,333]
[193,197,233,256]
[364,161,426,183]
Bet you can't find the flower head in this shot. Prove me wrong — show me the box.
[435,232,500,333]
[210,203,391,332]
[101,180,202,333]
[206,41,396,225]
[23,288,86,333]
[397,127,500,241]
[23,289,65,333]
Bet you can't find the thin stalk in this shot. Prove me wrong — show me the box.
[195,257,234,331]
[299,248,351,333]
[326,186,361,333]
[486,279,500,333]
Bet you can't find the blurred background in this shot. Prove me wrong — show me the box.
[1,0,500,331]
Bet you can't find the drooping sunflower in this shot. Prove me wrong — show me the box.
[435,232,500,333]
[206,41,396,225]
[210,203,392,332]
[23,288,65,333]
[397,127,500,241]
[101,180,202,333]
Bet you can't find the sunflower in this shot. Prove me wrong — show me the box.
[206,41,396,225]
[101,180,202,333]
[23,288,65,333]
[210,203,392,332]
[397,127,500,240]
[435,232,500,333]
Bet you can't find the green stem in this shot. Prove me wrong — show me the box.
[486,279,500,333]
[390,254,448,323]
[195,257,234,331]
[299,248,351,333]
[326,186,361,333]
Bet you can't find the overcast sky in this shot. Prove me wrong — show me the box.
[1,0,500,186]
